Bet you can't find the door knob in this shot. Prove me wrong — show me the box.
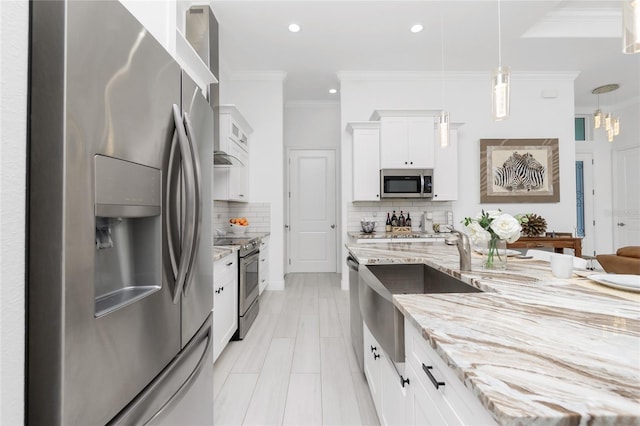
[331,224,335,229]
[617,222,626,227]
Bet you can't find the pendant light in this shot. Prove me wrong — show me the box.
[623,0,639,54]
[438,10,450,147]
[492,0,510,121]
[591,84,621,142]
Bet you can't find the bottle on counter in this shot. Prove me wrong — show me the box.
[385,213,392,232]
[391,210,398,226]
[399,211,406,227]
[406,212,412,228]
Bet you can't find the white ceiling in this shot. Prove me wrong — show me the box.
[211,0,640,109]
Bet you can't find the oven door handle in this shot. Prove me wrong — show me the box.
[241,251,260,264]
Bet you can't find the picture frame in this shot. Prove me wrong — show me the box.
[480,138,559,203]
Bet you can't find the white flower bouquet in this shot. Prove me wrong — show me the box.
[463,210,521,269]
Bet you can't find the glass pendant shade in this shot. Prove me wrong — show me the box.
[492,66,510,121]
[623,0,640,54]
[607,128,614,142]
[438,111,450,148]
[593,109,603,129]
[604,113,612,131]
[613,117,620,135]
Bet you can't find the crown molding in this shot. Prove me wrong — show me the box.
[337,70,580,82]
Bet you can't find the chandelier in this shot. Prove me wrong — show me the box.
[592,84,621,142]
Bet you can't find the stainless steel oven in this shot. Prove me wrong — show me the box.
[237,241,260,339]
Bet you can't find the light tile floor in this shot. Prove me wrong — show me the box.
[214,273,380,426]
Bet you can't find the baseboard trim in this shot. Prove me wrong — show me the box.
[267,280,285,291]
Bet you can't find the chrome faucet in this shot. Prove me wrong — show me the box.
[446,229,472,271]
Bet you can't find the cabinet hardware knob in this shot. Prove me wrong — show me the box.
[410,161,413,165]
[422,363,445,389]
[373,353,380,360]
[404,161,408,165]
[617,222,626,227]
[400,375,410,388]
[331,224,336,229]
[370,345,377,352]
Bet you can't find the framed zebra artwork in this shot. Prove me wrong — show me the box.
[480,138,560,203]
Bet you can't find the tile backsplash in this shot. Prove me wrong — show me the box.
[348,200,454,232]
[214,201,271,234]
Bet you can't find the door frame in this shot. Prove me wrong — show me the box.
[285,148,340,274]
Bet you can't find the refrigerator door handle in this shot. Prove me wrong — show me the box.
[181,112,203,296]
[170,104,197,304]
[166,129,180,282]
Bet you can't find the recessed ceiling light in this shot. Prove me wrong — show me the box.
[288,23,301,33]
[410,24,424,33]
[329,89,337,94]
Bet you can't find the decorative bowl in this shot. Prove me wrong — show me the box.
[361,220,376,233]
[229,223,249,234]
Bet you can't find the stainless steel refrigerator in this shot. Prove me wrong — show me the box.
[27,1,214,424]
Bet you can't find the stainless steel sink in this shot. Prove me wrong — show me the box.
[359,263,481,363]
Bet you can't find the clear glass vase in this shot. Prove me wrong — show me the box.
[483,238,508,270]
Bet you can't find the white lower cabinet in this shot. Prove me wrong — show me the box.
[258,236,270,295]
[404,318,496,425]
[213,251,238,362]
[363,322,409,426]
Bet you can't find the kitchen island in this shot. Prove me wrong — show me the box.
[347,241,640,425]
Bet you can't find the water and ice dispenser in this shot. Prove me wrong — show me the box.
[94,155,162,317]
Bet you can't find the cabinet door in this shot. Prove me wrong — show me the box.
[433,127,458,201]
[380,356,409,426]
[213,254,238,362]
[228,143,248,202]
[363,322,382,418]
[406,363,449,426]
[407,117,434,169]
[380,117,409,169]
[352,128,381,201]
[258,238,269,295]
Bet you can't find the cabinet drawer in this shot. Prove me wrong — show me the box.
[405,319,495,425]
[214,252,237,282]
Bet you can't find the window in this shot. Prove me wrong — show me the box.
[574,115,591,141]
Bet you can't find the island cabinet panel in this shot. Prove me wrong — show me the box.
[404,318,496,425]
[363,322,409,426]
[213,251,238,362]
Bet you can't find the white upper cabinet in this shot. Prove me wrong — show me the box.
[214,105,252,203]
[432,124,461,201]
[372,110,437,169]
[348,122,381,202]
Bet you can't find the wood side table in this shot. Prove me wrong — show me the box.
[507,236,583,258]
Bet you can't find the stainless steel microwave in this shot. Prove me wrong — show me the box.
[380,169,433,198]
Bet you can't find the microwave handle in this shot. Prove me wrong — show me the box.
[420,174,425,197]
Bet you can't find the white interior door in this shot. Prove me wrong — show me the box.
[613,147,640,248]
[288,150,337,273]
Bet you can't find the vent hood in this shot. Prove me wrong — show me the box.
[214,151,244,167]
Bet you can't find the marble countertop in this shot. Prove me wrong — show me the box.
[348,231,449,239]
[213,246,236,261]
[347,241,640,425]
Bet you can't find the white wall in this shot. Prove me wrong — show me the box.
[576,101,640,254]
[284,102,341,149]
[339,71,578,287]
[220,72,286,289]
[283,102,342,272]
[0,0,28,424]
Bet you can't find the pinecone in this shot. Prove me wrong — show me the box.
[521,213,547,237]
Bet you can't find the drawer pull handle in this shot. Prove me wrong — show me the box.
[422,364,445,390]
[226,262,233,266]
[215,287,221,294]
[400,375,410,388]
[370,345,377,353]
[373,353,380,360]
